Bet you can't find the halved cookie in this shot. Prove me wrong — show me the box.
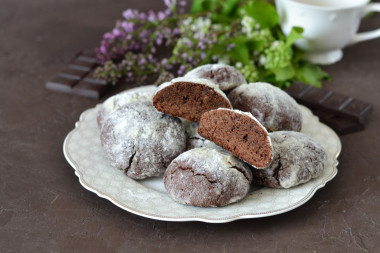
[198,108,273,169]
[153,77,232,121]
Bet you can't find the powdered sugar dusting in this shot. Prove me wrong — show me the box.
[256,131,327,188]
[177,148,252,180]
[185,64,247,91]
[97,85,157,128]
[100,101,186,180]
[164,147,252,207]
[228,82,302,131]
[181,119,221,150]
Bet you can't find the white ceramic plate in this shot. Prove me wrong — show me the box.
[63,104,341,223]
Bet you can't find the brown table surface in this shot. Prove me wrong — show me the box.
[1,0,380,252]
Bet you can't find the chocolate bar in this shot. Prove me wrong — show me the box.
[284,83,373,135]
[46,50,111,99]
[312,109,365,136]
[284,82,373,123]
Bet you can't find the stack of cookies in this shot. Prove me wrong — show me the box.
[97,64,327,207]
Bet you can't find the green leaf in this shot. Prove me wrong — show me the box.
[295,62,329,87]
[202,0,220,12]
[222,0,241,16]
[274,26,286,41]
[244,0,279,28]
[209,44,227,57]
[246,40,266,52]
[229,42,250,65]
[286,27,304,47]
[272,65,295,81]
[210,13,232,24]
[190,0,204,13]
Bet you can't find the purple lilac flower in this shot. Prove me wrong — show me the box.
[147,10,156,22]
[173,27,180,35]
[156,37,163,45]
[197,41,206,50]
[227,43,235,51]
[164,0,176,9]
[123,9,138,20]
[139,13,147,20]
[112,28,122,36]
[161,58,168,65]
[121,21,134,32]
[157,11,166,20]
[177,64,186,76]
[95,0,180,83]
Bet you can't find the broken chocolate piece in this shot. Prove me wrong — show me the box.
[45,50,111,99]
[313,109,365,136]
[46,76,77,93]
[84,71,107,85]
[284,83,373,124]
[68,59,96,71]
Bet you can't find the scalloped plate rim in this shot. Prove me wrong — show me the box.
[63,104,341,223]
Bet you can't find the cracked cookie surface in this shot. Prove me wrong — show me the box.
[251,131,327,188]
[181,119,221,150]
[100,101,186,180]
[164,147,252,207]
[228,82,302,132]
[185,64,247,91]
[97,85,157,128]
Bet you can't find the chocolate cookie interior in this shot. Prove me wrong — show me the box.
[153,81,231,121]
[198,109,272,168]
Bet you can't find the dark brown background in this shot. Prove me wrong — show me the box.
[1,0,379,252]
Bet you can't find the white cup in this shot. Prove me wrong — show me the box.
[275,0,380,64]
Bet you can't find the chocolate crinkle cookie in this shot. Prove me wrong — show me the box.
[185,64,247,91]
[251,131,327,188]
[164,147,252,207]
[97,85,157,128]
[100,101,186,180]
[181,119,221,151]
[228,82,302,132]
[152,77,232,121]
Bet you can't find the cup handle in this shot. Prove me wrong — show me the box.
[350,3,380,45]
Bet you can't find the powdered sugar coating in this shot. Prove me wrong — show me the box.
[155,76,231,104]
[97,85,157,128]
[228,82,302,132]
[185,64,247,91]
[164,147,252,207]
[181,119,221,150]
[251,131,327,188]
[100,101,186,180]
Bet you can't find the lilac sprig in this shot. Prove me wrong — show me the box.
[94,0,329,88]
[95,0,184,84]
[167,16,241,76]
[95,0,178,65]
